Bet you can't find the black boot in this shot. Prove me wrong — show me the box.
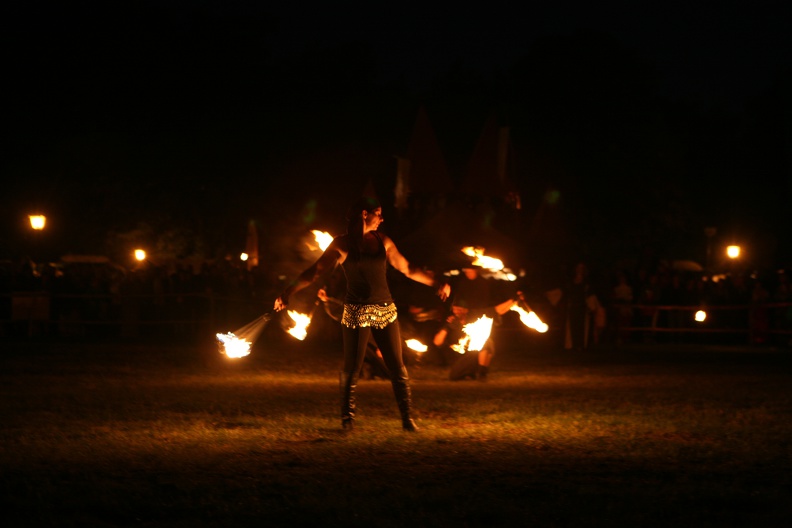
[339,371,357,430]
[391,366,418,432]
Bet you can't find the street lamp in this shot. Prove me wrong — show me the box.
[726,245,741,259]
[29,215,46,231]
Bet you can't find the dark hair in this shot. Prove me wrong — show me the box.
[345,196,381,223]
[345,196,381,253]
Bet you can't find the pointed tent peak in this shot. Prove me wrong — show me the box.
[403,105,454,194]
[361,178,380,202]
[396,202,524,271]
[459,114,519,199]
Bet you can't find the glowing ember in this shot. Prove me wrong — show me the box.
[216,332,252,358]
[311,230,333,251]
[405,339,428,353]
[452,315,494,354]
[510,305,549,333]
[286,310,312,340]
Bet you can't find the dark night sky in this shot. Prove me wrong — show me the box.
[2,1,791,274]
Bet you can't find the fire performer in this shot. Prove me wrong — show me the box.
[434,298,520,382]
[435,261,521,381]
[274,197,450,432]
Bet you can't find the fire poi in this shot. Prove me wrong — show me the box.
[216,313,271,358]
[310,230,333,251]
[452,315,494,354]
[510,304,549,333]
[405,339,428,353]
[285,309,312,340]
[453,246,517,282]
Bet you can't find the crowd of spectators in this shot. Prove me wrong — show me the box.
[2,254,791,348]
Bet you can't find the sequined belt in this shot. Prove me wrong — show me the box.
[341,303,397,329]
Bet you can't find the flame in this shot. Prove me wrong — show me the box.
[215,313,270,358]
[510,304,549,333]
[311,230,333,251]
[286,310,312,340]
[216,332,252,358]
[458,246,516,281]
[405,339,428,353]
[461,246,504,271]
[451,315,494,353]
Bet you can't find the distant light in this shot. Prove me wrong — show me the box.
[695,310,707,322]
[240,252,249,262]
[726,245,740,259]
[134,249,146,262]
[29,215,46,230]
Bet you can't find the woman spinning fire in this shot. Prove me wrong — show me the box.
[274,197,450,431]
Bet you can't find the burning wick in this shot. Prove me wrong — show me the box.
[311,230,333,251]
[452,315,494,354]
[405,339,428,353]
[216,332,252,358]
[216,313,271,358]
[510,304,549,333]
[286,310,312,340]
[461,246,504,271]
[459,246,517,281]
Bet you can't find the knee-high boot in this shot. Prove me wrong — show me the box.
[391,366,418,432]
[340,371,357,430]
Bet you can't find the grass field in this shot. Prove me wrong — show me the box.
[1,330,791,527]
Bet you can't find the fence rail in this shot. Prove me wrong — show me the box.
[2,292,792,346]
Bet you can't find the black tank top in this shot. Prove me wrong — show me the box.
[341,232,393,304]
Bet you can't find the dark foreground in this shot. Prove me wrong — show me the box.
[1,332,791,528]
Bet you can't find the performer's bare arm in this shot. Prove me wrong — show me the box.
[382,235,450,301]
[274,239,345,311]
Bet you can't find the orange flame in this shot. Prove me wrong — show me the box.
[451,315,493,353]
[405,339,428,353]
[459,246,517,281]
[286,310,312,340]
[311,230,333,251]
[216,332,252,358]
[510,305,549,333]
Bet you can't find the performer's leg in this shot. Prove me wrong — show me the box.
[339,326,371,430]
[372,322,418,431]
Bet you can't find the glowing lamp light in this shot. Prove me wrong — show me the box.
[134,249,146,262]
[240,252,249,262]
[726,245,741,259]
[29,215,46,230]
[695,310,707,322]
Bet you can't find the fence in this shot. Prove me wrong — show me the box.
[3,291,792,347]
